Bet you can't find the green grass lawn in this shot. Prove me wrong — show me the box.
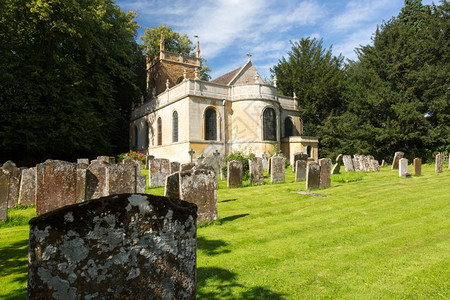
[1,165,449,299]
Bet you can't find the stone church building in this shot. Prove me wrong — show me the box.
[130,36,318,164]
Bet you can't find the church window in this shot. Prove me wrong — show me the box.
[172,111,178,143]
[134,125,138,148]
[284,118,294,137]
[263,107,276,141]
[145,122,150,147]
[205,108,217,141]
[307,145,312,157]
[157,117,162,146]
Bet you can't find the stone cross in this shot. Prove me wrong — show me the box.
[213,150,220,158]
[247,52,252,61]
[188,149,195,163]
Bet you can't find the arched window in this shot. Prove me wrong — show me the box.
[284,118,294,137]
[134,125,138,148]
[157,117,162,146]
[307,145,312,158]
[205,108,217,141]
[145,122,150,148]
[172,111,178,143]
[263,107,276,141]
[176,77,184,84]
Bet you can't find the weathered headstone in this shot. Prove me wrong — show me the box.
[35,160,79,216]
[0,169,9,221]
[381,159,388,167]
[86,160,109,201]
[352,156,361,172]
[123,157,143,171]
[170,161,181,174]
[146,155,155,169]
[413,158,422,175]
[435,153,443,173]
[306,162,320,190]
[331,154,343,174]
[227,160,243,188]
[399,158,409,177]
[108,164,136,195]
[181,163,195,171]
[343,155,354,172]
[77,158,89,165]
[371,159,380,172]
[270,155,285,183]
[202,156,221,187]
[249,157,264,185]
[391,151,404,170]
[164,172,180,199]
[292,152,308,172]
[180,169,217,222]
[76,166,87,204]
[136,172,146,193]
[267,157,272,174]
[361,155,371,172]
[28,193,197,299]
[319,158,332,188]
[262,153,269,170]
[295,160,307,181]
[148,158,170,188]
[96,156,111,164]
[18,167,36,206]
[1,160,20,208]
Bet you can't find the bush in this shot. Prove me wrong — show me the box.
[117,151,146,166]
[221,151,256,181]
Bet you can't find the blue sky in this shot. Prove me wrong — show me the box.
[115,0,435,80]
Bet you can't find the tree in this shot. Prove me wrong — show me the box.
[0,0,144,165]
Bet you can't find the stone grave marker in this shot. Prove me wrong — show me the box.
[391,151,404,169]
[331,154,343,174]
[381,160,388,167]
[249,157,264,185]
[181,163,195,171]
[170,161,181,174]
[28,193,197,299]
[76,166,87,203]
[319,158,332,188]
[343,155,354,172]
[108,164,136,195]
[227,160,243,188]
[1,160,20,208]
[271,155,286,183]
[202,156,221,187]
[146,155,155,169]
[123,157,143,170]
[0,169,9,221]
[96,156,111,164]
[77,158,89,165]
[292,152,308,172]
[352,156,361,172]
[268,157,272,174]
[18,167,36,206]
[361,155,371,172]
[148,158,170,188]
[399,158,409,177]
[372,159,380,172]
[164,172,180,199]
[435,153,443,173]
[86,160,109,201]
[295,160,307,182]
[413,158,422,175]
[306,162,320,190]
[262,152,269,170]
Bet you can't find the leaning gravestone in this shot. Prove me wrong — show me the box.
[148,159,170,188]
[319,158,332,188]
[227,160,243,188]
[180,169,217,223]
[292,152,308,172]
[306,162,320,190]
[262,153,269,170]
[343,155,354,172]
[1,160,20,208]
[413,158,422,175]
[399,158,408,177]
[170,161,181,174]
[86,160,109,201]
[18,167,36,206]
[164,172,180,199]
[28,194,197,299]
[35,160,80,216]
[271,155,286,183]
[381,160,388,167]
[249,157,264,185]
[0,169,9,221]
[295,160,307,181]
[392,152,404,169]
[331,154,343,174]
[435,153,443,173]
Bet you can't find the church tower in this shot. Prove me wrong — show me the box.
[146,33,201,98]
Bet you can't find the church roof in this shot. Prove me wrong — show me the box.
[211,58,265,86]
[211,66,242,85]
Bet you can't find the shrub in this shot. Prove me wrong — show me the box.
[221,151,256,181]
[117,151,146,165]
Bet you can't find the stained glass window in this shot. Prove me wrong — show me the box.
[172,111,178,143]
[157,117,162,145]
[263,107,276,141]
[205,108,217,141]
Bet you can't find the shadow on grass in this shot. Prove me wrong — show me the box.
[197,236,231,256]
[220,213,249,224]
[197,267,284,299]
[0,239,28,299]
[220,198,238,203]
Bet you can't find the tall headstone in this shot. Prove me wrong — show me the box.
[306,162,320,190]
[295,160,307,182]
[361,155,371,172]
[0,169,9,221]
[331,154,343,174]
[108,164,137,195]
[1,160,20,208]
[399,158,408,177]
[392,151,404,169]
[136,172,146,194]
[18,167,36,206]
[180,169,217,223]
[262,153,269,170]
[35,160,79,216]
[164,172,180,199]
[249,157,264,185]
[146,155,155,169]
[342,155,354,172]
[435,153,443,173]
[86,160,109,201]
[292,152,308,172]
[413,158,422,175]
[202,156,221,187]
[227,160,243,188]
[123,157,143,171]
[319,158,332,188]
[371,160,380,172]
[270,155,286,183]
[170,161,181,174]
[352,156,361,172]
[149,158,170,188]
[28,194,197,299]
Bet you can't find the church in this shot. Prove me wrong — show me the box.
[130,36,318,164]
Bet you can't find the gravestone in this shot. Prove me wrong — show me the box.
[391,151,404,169]
[35,160,79,216]
[331,154,343,174]
[181,163,195,171]
[292,152,308,172]
[146,155,155,169]
[270,155,286,183]
[108,164,136,195]
[86,160,109,201]
[381,160,388,167]
[77,158,89,165]
[28,194,197,299]
[202,156,221,187]
[227,160,242,188]
[361,155,371,172]
[170,161,181,174]
[123,157,143,171]
[413,158,422,175]
[435,153,443,173]
[319,158,332,188]
[306,162,320,190]
[249,157,264,185]
[0,169,9,221]
[148,158,170,188]
[343,155,354,172]
[1,160,20,208]
[268,157,272,174]
[76,166,87,204]
[164,172,180,199]
[371,159,380,172]
[399,158,408,177]
[96,156,111,164]
[352,156,361,172]
[295,160,307,182]
[18,167,36,206]
[136,172,146,193]
[262,153,269,170]
[180,169,217,222]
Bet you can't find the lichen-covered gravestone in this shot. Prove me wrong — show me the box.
[0,169,9,221]
[170,161,181,174]
[270,155,285,183]
[292,152,308,172]
[319,158,332,188]
[262,153,269,170]
[1,160,21,208]
[86,160,109,201]
[249,157,264,185]
[352,156,361,172]
[295,160,307,182]
[227,160,243,188]
[306,162,320,190]
[435,153,443,173]
[108,164,136,194]
[18,167,36,206]
[413,158,422,175]
[343,155,354,172]
[164,172,180,199]
[28,193,197,299]
[123,157,143,171]
[371,159,380,172]
[149,159,170,188]
[391,152,404,170]
[399,158,408,177]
